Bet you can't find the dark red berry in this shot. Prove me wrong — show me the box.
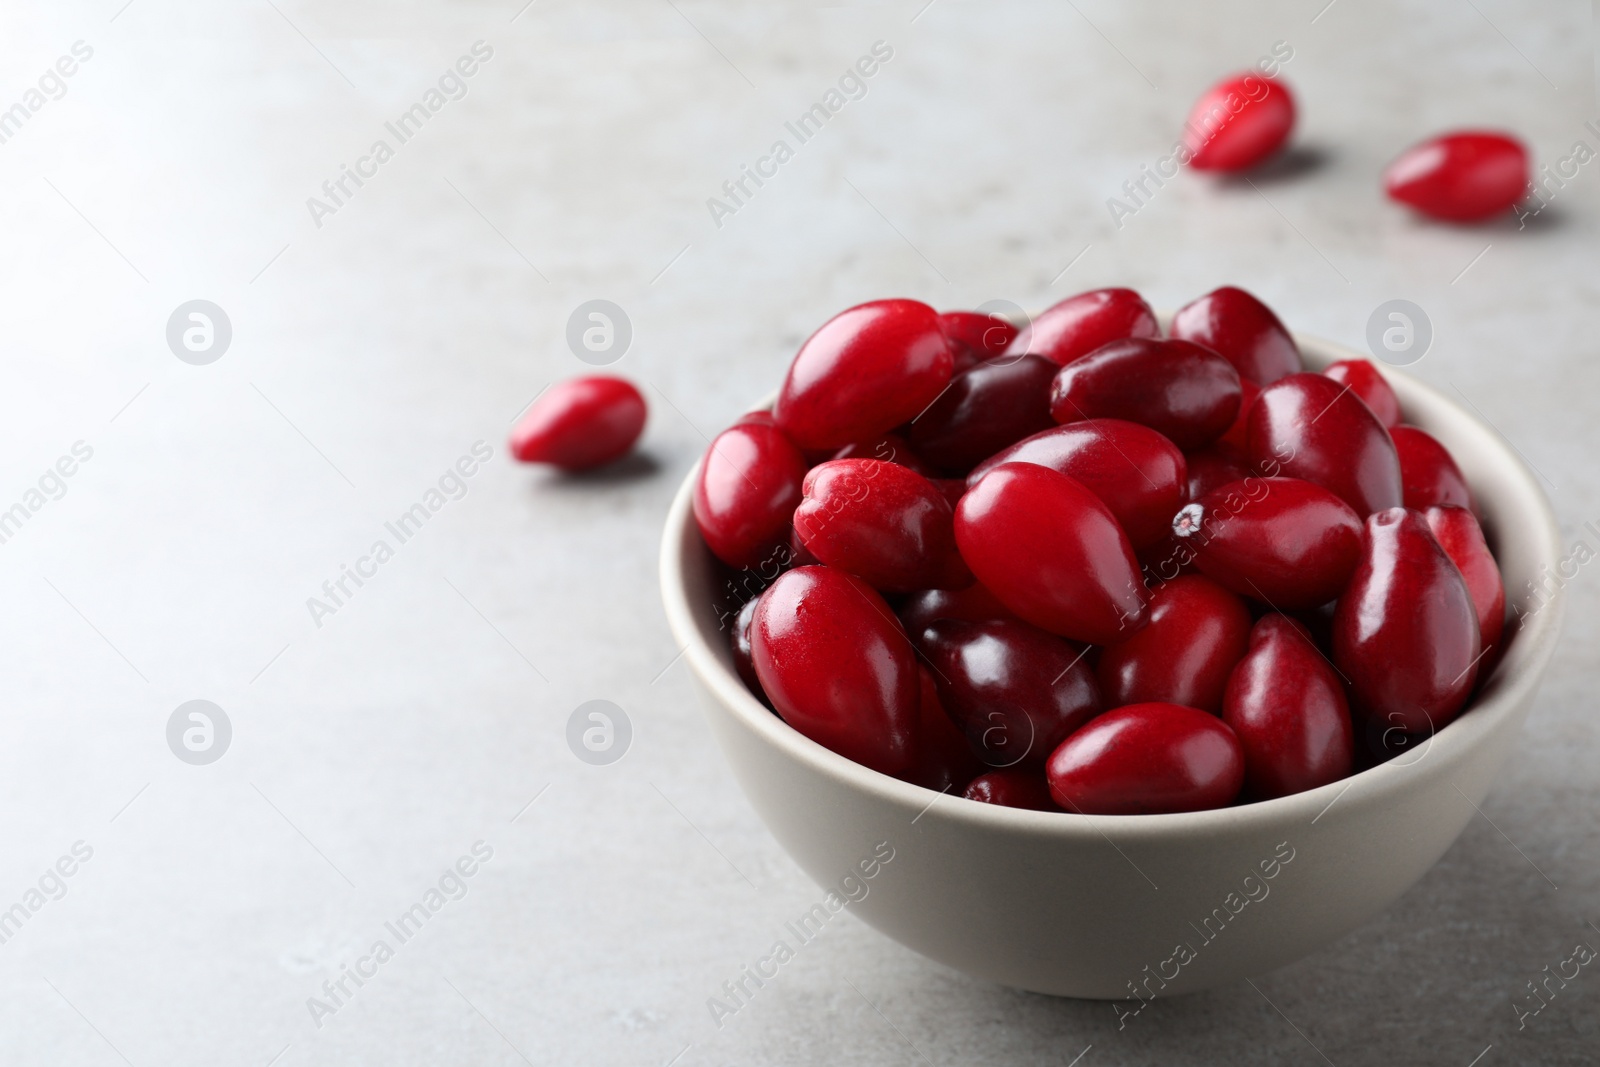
[1223,615,1353,800]
[1049,338,1242,451]
[907,355,1057,474]
[918,618,1101,770]
[1097,575,1252,715]
[1170,287,1302,385]
[1173,476,1363,610]
[1425,505,1505,657]
[1332,508,1482,734]
[964,769,1058,811]
[1391,425,1474,512]
[897,581,1014,636]
[908,666,986,792]
[1246,372,1402,517]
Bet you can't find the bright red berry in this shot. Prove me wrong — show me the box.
[971,420,1188,552]
[509,376,646,470]
[752,567,918,777]
[955,462,1147,645]
[774,299,952,450]
[693,422,808,569]
[1183,73,1296,172]
[1384,131,1528,222]
[794,459,971,593]
[1046,703,1245,815]
[1001,288,1157,367]
[1324,359,1401,429]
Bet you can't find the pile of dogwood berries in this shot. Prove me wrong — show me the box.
[694,290,1506,815]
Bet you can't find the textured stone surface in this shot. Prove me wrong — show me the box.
[0,0,1594,1063]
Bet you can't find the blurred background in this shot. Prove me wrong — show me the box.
[0,0,1594,1063]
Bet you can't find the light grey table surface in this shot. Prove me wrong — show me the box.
[0,1,1595,1064]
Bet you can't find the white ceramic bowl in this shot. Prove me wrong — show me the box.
[658,331,1564,998]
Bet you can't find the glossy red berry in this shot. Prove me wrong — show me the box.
[1391,425,1474,512]
[1426,505,1505,656]
[897,581,1014,637]
[1097,576,1252,715]
[1173,477,1363,610]
[752,566,918,776]
[694,422,809,569]
[1223,615,1354,800]
[1333,508,1482,734]
[964,769,1058,811]
[1049,338,1242,451]
[509,376,646,470]
[1324,359,1401,428]
[1182,73,1296,172]
[918,618,1101,770]
[970,420,1188,552]
[794,460,970,593]
[1170,287,1303,385]
[1384,131,1528,222]
[955,462,1147,645]
[774,299,953,450]
[939,310,1020,372]
[1001,288,1157,368]
[908,666,986,792]
[907,354,1057,474]
[1046,703,1245,815]
[1246,372,1403,517]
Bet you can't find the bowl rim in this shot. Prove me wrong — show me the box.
[658,328,1566,841]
